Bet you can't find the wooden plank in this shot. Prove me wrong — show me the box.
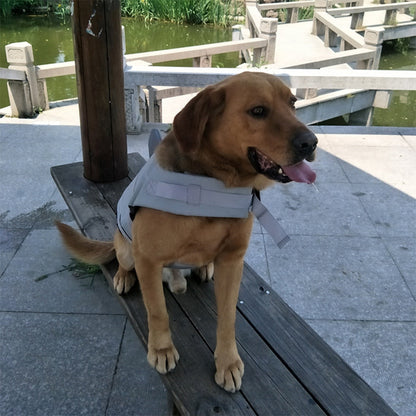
[178,278,326,415]
[237,264,398,416]
[100,261,254,416]
[51,163,118,241]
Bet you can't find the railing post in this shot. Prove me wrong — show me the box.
[122,26,148,133]
[259,18,278,64]
[193,55,212,67]
[350,12,364,30]
[312,0,328,36]
[5,41,48,117]
[363,27,384,69]
[233,24,248,63]
[287,8,299,24]
[384,6,398,26]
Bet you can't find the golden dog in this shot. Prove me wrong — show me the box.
[56,72,317,392]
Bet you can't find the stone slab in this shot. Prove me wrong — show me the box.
[106,322,169,416]
[0,228,123,315]
[0,125,82,223]
[261,181,379,237]
[265,234,416,321]
[0,312,125,416]
[307,320,416,416]
[382,236,416,299]
[0,228,28,275]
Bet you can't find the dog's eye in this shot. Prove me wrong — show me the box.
[290,96,297,109]
[249,106,268,118]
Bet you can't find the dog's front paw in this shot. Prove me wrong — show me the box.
[113,269,136,294]
[148,344,179,374]
[193,262,214,282]
[214,350,244,393]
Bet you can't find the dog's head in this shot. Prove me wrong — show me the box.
[173,72,317,188]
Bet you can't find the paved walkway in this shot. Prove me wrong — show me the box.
[1,102,415,415]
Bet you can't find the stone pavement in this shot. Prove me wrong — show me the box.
[0,102,415,416]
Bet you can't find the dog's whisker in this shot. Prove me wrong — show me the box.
[311,182,319,192]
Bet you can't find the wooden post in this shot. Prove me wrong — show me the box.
[71,0,128,182]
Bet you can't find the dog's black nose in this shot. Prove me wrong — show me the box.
[293,130,318,157]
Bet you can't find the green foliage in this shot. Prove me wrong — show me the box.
[121,0,242,26]
[0,0,71,19]
[35,258,103,287]
[384,38,411,55]
[1,0,243,26]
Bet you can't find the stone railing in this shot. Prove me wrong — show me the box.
[1,37,268,118]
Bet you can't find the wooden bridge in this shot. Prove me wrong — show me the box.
[1,0,416,128]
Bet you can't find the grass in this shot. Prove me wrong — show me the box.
[0,0,70,18]
[121,0,243,26]
[35,258,103,287]
[1,0,244,26]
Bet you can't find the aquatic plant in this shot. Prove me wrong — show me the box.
[121,0,243,26]
[1,0,243,26]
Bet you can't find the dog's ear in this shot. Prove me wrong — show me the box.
[173,85,224,154]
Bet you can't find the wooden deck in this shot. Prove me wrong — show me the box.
[51,153,398,415]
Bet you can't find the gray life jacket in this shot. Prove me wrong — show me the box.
[117,131,289,264]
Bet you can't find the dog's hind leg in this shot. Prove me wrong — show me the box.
[113,230,136,294]
[162,268,188,294]
[192,262,214,282]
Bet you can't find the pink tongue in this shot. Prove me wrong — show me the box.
[282,161,316,184]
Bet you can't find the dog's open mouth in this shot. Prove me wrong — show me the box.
[247,147,316,184]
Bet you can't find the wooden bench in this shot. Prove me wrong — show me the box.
[51,153,397,416]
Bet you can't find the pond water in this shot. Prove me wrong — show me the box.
[0,15,414,126]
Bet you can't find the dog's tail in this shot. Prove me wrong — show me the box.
[55,221,116,265]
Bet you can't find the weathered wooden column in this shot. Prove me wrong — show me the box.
[72,0,128,182]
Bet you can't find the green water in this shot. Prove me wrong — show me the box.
[373,43,416,127]
[0,15,237,108]
[1,15,415,126]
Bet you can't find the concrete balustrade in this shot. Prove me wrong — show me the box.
[5,42,49,117]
